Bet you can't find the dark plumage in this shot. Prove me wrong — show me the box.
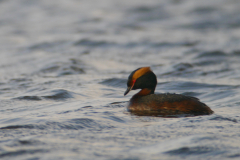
[124,67,214,116]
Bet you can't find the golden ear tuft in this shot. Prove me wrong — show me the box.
[132,67,151,80]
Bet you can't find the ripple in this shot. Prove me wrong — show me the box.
[38,58,85,77]
[165,146,215,155]
[6,78,33,89]
[100,78,126,88]
[74,38,115,47]
[123,41,198,48]
[131,135,218,155]
[105,116,125,123]
[9,78,32,83]
[28,40,68,52]
[231,50,240,56]
[210,115,238,123]
[193,59,224,66]
[74,38,197,50]
[67,118,114,130]
[14,89,75,101]
[126,5,170,22]
[157,81,234,91]
[14,96,42,101]
[17,139,43,145]
[173,63,193,71]
[42,89,74,100]
[227,153,240,158]
[196,51,227,58]
[0,124,36,130]
[189,6,217,14]
[160,62,197,77]
[0,118,114,131]
[0,149,48,158]
[106,102,126,108]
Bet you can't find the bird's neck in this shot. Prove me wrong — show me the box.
[135,88,155,96]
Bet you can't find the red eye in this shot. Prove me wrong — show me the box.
[132,80,136,84]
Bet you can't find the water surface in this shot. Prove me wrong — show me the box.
[1,0,240,159]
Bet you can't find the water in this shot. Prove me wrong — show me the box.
[1,0,240,159]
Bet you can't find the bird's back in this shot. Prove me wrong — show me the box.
[128,93,213,116]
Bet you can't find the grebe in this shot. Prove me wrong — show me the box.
[124,67,213,116]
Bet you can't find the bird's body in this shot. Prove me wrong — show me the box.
[124,67,213,116]
[128,92,213,116]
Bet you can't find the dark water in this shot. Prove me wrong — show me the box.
[1,0,240,159]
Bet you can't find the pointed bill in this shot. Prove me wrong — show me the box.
[124,86,132,96]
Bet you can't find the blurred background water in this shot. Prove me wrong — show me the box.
[1,0,240,159]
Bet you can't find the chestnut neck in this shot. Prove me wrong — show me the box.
[135,88,155,96]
